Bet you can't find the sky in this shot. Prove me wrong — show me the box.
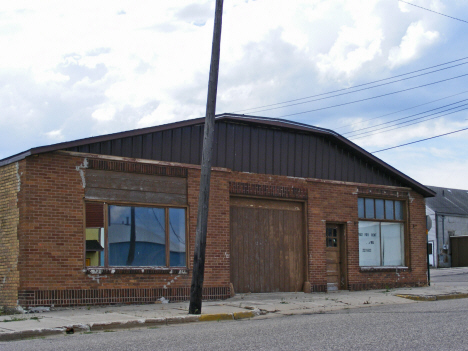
[1,0,468,190]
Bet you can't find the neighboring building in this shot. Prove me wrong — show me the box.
[426,186,468,268]
[0,114,435,308]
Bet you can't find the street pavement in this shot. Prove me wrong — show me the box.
[2,298,467,351]
[1,267,468,342]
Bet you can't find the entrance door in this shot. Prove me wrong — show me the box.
[326,224,347,291]
[230,197,305,293]
[428,241,434,266]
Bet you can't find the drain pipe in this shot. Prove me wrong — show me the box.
[442,215,445,248]
[442,215,446,265]
[435,213,439,268]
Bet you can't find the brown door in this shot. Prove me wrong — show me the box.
[326,224,347,291]
[451,236,468,267]
[230,197,305,293]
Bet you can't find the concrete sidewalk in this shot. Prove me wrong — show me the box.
[2,268,468,342]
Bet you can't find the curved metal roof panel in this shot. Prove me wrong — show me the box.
[0,113,435,197]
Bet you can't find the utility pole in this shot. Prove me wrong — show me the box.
[189,0,224,315]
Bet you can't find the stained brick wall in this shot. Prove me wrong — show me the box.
[0,162,21,308]
[11,152,427,307]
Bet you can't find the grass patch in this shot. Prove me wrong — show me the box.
[2,315,43,322]
[2,316,27,322]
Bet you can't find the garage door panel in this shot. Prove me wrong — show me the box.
[245,208,252,292]
[259,208,268,292]
[296,211,307,291]
[249,208,257,292]
[230,206,239,293]
[268,209,274,292]
[277,210,284,292]
[230,198,305,293]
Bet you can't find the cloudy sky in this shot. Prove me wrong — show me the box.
[1,0,467,189]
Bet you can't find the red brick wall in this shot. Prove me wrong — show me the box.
[14,153,427,306]
[17,154,196,303]
[17,154,85,292]
[0,162,21,308]
[187,168,231,288]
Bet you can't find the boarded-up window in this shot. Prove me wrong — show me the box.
[86,202,104,228]
[85,170,187,205]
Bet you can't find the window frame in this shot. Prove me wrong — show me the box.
[358,196,409,268]
[84,200,189,269]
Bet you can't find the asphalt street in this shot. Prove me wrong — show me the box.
[2,298,467,351]
[430,267,468,287]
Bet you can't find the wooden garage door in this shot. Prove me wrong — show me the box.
[230,197,305,293]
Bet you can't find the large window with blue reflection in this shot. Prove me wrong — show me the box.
[107,205,186,267]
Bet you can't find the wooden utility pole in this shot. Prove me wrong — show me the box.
[189,0,224,315]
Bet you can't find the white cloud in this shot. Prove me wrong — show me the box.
[316,0,383,77]
[92,106,116,122]
[137,102,202,128]
[402,157,468,190]
[388,21,439,67]
[34,70,69,84]
[45,129,64,141]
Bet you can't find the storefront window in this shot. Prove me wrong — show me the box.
[85,202,187,268]
[358,198,405,267]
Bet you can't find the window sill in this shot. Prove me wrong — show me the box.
[84,267,190,275]
[359,266,408,273]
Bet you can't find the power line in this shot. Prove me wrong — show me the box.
[351,106,468,140]
[350,104,468,140]
[343,98,468,136]
[279,73,468,118]
[241,62,468,115]
[371,126,468,153]
[398,0,468,24]
[233,56,468,114]
[334,90,468,130]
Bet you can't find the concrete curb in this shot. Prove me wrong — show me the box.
[0,325,89,342]
[198,310,258,322]
[0,310,260,342]
[395,293,468,301]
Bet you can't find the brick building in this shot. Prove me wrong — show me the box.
[0,114,435,308]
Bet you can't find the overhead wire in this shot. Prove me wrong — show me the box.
[343,98,468,136]
[398,0,468,25]
[371,126,468,153]
[278,73,468,118]
[351,106,468,140]
[233,56,468,114]
[239,62,468,115]
[334,90,468,130]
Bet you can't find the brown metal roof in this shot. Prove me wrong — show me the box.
[0,113,435,197]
